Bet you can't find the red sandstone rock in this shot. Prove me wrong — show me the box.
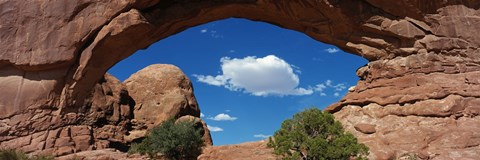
[198,140,278,160]
[123,64,208,144]
[0,0,480,159]
[124,64,199,128]
[354,123,376,134]
[57,149,150,160]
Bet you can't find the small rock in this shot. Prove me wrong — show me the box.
[354,123,376,134]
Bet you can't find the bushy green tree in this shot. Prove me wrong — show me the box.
[129,119,204,159]
[268,108,368,160]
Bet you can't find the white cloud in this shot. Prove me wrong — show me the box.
[225,110,231,112]
[291,65,302,74]
[333,83,347,91]
[208,113,237,121]
[193,55,313,96]
[253,134,271,139]
[200,113,205,118]
[200,28,223,38]
[325,48,340,53]
[314,84,327,92]
[229,50,235,53]
[193,75,227,86]
[334,92,340,97]
[313,80,347,96]
[325,80,333,86]
[207,125,223,132]
[210,30,223,38]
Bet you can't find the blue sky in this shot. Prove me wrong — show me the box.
[108,18,368,146]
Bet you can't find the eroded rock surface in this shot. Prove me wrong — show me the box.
[1,0,480,159]
[0,73,134,156]
[335,103,480,160]
[125,64,200,130]
[123,64,211,145]
[57,149,149,160]
[198,140,278,160]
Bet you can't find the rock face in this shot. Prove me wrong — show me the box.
[125,64,200,130]
[123,64,211,145]
[0,73,134,156]
[57,149,149,160]
[1,0,480,159]
[334,97,480,160]
[0,63,210,156]
[198,140,278,160]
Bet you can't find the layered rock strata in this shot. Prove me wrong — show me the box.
[1,0,479,159]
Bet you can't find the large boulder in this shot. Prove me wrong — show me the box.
[123,64,211,145]
[124,64,200,130]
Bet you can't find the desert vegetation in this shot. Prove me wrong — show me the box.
[268,108,369,160]
[129,118,205,160]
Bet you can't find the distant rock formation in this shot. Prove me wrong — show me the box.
[57,149,149,160]
[198,140,278,160]
[1,0,480,159]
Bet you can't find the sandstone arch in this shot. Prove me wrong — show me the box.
[1,0,480,159]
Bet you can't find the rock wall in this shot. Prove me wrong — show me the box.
[1,0,480,159]
[0,64,211,156]
[0,73,134,156]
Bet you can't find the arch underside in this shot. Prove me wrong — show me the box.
[1,0,480,159]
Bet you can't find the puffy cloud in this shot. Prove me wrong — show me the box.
[253,134,271,138]
[325,48,340,53]
[207,125,223,132]
[200,29,208,33]
[208,113,237,121]
[200,113,205,118]
[193,55,313,96]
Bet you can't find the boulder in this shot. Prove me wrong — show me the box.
[354,123,376,134]
[124,64,200,130]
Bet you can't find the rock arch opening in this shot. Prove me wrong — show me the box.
[1,0,480,159]
[108,18,368,146]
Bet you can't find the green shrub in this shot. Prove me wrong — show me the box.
[129,118,204,159]
[268,108,369,160]
[0,148,53,160]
